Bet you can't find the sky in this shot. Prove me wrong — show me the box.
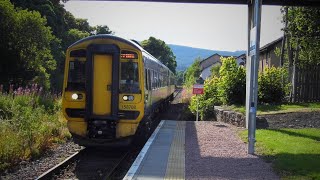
[64,1,283,51]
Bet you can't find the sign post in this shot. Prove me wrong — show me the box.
[246,0,262,154]
[193,84,204,121]
[196,95,199,121]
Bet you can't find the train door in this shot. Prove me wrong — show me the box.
[92,54,112,115]
[86,44,120,122]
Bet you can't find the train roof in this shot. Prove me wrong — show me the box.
[68,34,174,74]
[68,34,143,50]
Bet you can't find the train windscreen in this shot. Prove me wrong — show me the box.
[120,61,140,93]
[67,60,86,91]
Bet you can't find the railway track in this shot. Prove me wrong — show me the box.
[37,147,129,180]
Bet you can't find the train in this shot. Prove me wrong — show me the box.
[62,34,175,146]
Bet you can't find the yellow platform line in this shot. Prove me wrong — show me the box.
[164,121,186,180]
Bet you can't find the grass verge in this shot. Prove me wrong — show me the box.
[240,128,320,180]
[227,102,320,115]
[0,93,70,172]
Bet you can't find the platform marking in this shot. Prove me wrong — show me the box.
[164,121,186,180]
[123,120,165,180]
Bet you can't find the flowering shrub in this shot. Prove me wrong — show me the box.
[0,84,68,171]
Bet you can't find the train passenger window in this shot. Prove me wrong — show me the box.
[153,71,156,89]
[145,69,148,90]
[120,61,140,93]
[158,73,160,88]
[156,72,159,88]
[67,60,86,91]
[148,69,151,90]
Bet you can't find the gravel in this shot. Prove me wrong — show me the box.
[185,121,279,180]
[0,141,82,180]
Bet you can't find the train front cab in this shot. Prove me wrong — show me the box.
[62,36,145,146]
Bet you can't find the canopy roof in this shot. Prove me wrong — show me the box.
[93,0,320,6]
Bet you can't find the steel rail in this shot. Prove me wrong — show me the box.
[36,150,82,180]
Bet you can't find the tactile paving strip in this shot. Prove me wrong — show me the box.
[164,121,186,180]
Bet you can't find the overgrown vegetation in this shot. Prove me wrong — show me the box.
[0,86,69,171]
[240,129,320,179]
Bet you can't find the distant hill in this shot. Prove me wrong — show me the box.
[168,44,246,71]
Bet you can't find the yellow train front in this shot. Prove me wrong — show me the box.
[62,35,175,146]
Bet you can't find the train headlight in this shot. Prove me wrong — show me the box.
[128,95,134,101]
[122,95,134,101]
[71,93,78,100]
[123,95,128,101]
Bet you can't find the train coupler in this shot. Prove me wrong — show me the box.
[87,120,117,139]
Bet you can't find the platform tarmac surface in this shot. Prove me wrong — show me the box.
[124,120,278,180]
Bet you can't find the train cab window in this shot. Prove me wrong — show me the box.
[120,61,140,93]
[67,60,86,91]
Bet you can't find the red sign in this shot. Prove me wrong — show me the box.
[193,84,204,94]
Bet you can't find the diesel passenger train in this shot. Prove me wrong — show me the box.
[62,35,175,146]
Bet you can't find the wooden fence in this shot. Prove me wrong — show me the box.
[291,65,320,102]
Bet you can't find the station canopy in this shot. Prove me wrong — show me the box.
[94,0,320,6]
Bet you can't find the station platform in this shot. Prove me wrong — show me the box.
[124,120,278,180]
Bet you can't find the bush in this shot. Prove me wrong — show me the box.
[189,57,246,120]
[189,58,289,120]
[218,57,246,105]
[258,67,289,104]
[0,90,67,171]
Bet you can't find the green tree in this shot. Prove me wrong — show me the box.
[141,37,177,73]
[94,25,113,35]
[75,18,93,34]
[0,0,56,89]
[65,29,90,47]
[285,7,320,66]
[175,71,184,86]
[184,57,201,87]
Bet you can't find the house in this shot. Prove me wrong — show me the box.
[199,36,283,79]
[259,37,283,72]
[199,53,246,79]
[199,54,222,79]
[236,53,246,66]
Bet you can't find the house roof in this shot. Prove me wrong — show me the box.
[260,37,283,53]
[199,53,220,64]
[199,53,226,70]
